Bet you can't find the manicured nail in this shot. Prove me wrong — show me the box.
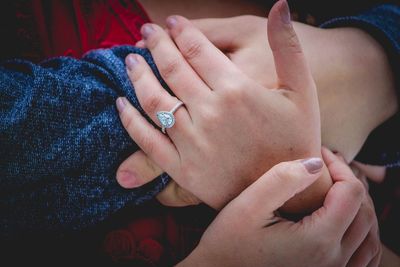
[141,24,155,40]
[280,0,291,24]
[116,97,128,113]
[117,171,140,188]
[301,157,323,174]
[166,16,178,29]
[126,54,139,71]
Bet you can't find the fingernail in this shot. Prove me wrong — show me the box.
[135,40,145,48]
[117,171,140,188]
[126,54,139,71]
[166,16,178,29]
[116,97,128,113]
[280,0,291,24]
[301,157,323,174]
[141,24,155,40]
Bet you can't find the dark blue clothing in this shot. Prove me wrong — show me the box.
[321,4,400,167]
[0,46,171,237]
[0,4,399,238]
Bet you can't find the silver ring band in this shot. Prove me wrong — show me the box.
[156,101,184,133]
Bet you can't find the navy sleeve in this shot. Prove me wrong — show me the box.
[320,4,400,167]
[0,46,170,237]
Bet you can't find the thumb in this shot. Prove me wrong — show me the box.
[227,158,323,226]
[267,0,313,91]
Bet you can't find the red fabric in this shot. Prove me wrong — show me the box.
[103,214,180,264]
[15,0,150,60]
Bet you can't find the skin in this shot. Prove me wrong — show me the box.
[116,0,397,266]
[177,147,381,266]
[116,1,331,212]
[139,0,271,25]
[118,1,398,207]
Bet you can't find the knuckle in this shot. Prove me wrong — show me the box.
[224,87,244,103]
[350,179,366,201]
[270,162,295,183]
[202,108,222,127]
[159,58,181,80]
[371,241,381,256]
[181,40,203,60]
[137,131,156,155]
[364,204,376,224]
[285,29,302,54]
[220,80,248,105]
[143,93,162,113]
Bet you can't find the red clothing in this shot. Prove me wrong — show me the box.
[10,1,211,265]
[12,0,150,60]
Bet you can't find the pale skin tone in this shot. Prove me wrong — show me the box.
[115,0,398,265]
[177,148,381,267]
[117,0,331,212]
[119,0,398,206]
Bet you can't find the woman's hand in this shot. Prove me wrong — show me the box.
[178,148,382,267]
[117,0,397,208]
[116,0,331,211]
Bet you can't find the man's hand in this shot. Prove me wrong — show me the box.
[177,148,382,267]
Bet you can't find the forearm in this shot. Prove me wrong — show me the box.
[294,22,397,162]
[319,4,400,165]
[280,22,397,213]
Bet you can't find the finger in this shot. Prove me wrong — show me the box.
[346,227,381,267]
[140,23,209,103]
[191,17,245,51]
[156,181,201,207]
[116,97,180,173]
[351,161,386,183]
[322,147,358,181]
[116,150,163,188]
[267,0,314,92]
[125,53,192,136]
[165,15,245,90]
[135,40,146,48]
[312,148,365,238]
[229,158,323,226]
[341,198,374,260]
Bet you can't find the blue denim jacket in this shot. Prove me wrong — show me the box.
[1,4,399,237]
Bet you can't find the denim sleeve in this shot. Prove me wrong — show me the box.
[320,4,400,167]
[0,46,170,237]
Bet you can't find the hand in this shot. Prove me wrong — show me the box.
[351,161,386,184]
[190,14,397,162]
[116,0,331,211]
[177,148,381,267]
[117,0,397,207]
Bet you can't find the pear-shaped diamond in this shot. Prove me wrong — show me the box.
[157,111,175,128]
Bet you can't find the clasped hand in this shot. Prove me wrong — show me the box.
[115,0,331,211]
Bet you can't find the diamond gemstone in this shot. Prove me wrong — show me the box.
[157,111,175,128]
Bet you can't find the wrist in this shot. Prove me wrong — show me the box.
[294,23,398,161]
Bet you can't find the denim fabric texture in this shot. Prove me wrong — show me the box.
[0,46,170,237]
[1,3,400,238]
[321,4,400,167]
